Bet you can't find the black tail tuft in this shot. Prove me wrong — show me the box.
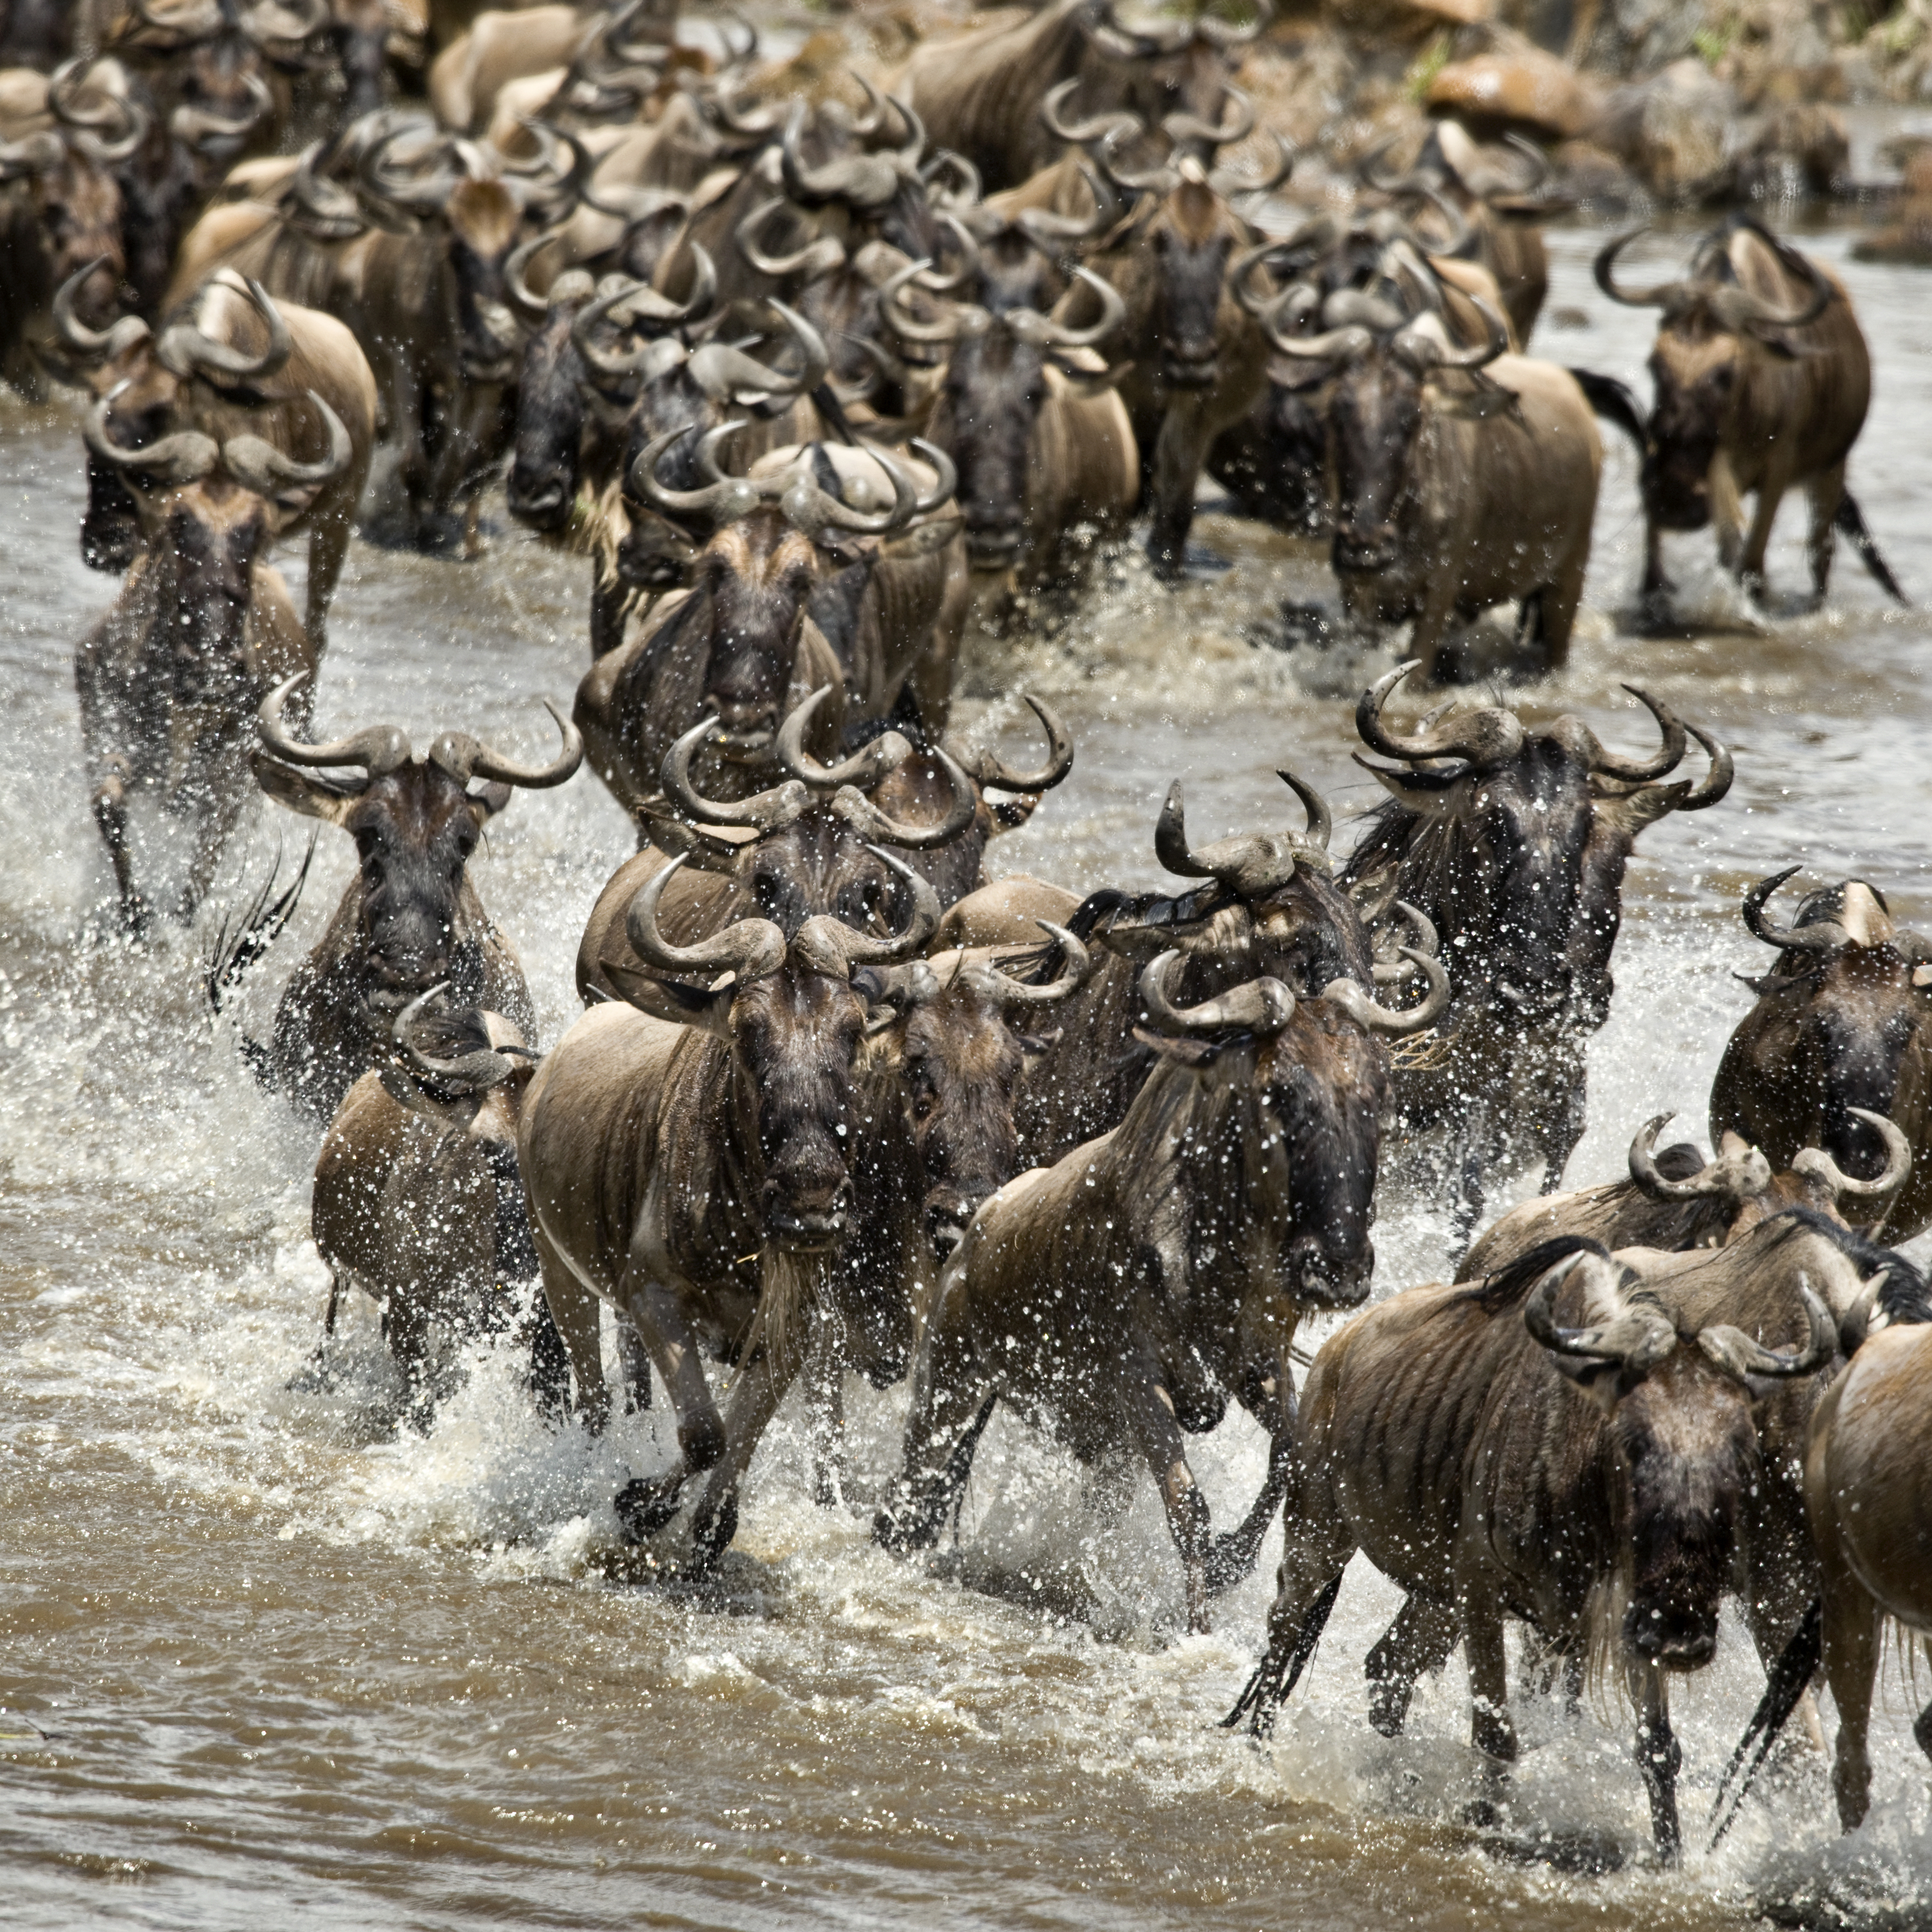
[1708,1598,1823,1849]
[1834,490,1910,606]
[1567,368,1649,453]
[1221,1572,1343,1735]
[205,832,315,1018]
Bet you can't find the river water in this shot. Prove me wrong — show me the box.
[4,217,1932,1931]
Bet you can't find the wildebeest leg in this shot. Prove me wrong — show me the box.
[1538,533,1591,674]
[1365,1592,1461,1738]
[383,1291,437,1432]
[89,754,147,936]
[873,1284,996,1552]
[1805,462,1846,605]
[176,738,249,924]
[1709,451,1747,580]
[1145,401,1210,582]
[613,1311,652,1414]
[589,566,630,661]
[305,506,352,655]
[1464,1604,1517,1826]
[803,1318,847,1508]
[530,1222,609,1432]
[1639,515,1674,625]
[1406,578,1461,687]
[1121,1363,1213,1632]
[1819,1558,1880,1830]
[1630,1659,1681,1861]
[613,1268,728,1540]
[1737,466,1790,603]
[522,1289,571,1423]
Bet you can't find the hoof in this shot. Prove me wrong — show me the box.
[615,1473,685,1542]
[690,1493,738,1569]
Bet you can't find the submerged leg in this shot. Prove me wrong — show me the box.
[1122,1364,1212,1632]
[1366,1591,1461,1738]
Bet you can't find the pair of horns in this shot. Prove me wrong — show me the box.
[625,846,941,987]
[47,57,149,163]
[1629,1110,1911,1207]
[392,984,533,1095]
[1595,224,1832,336]
[659,688,976,849]
[779,83,923,212]
[566,246,729,380]
[1083,0,1273,59]
[1095,119,1295,200]
[878,254,1125,354]
[85,384,351,497]
[1741,867,1897,959]
[1526,1251,1835,1380]
[872,921,1095,1020]
[257,674,583,788]
[1155,770,1329,896]
[169,71,275,154]
[1264,283,1505,372]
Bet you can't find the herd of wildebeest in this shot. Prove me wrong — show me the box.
[6,0,1931,1875]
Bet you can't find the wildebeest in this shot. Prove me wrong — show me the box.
[76,385,352,932]
[875,940,1448,1630]
[57,267,376,645]
[0,0,73,70]
[1799,1265,1932,1829]
[1229,1236,1837,1857]
[1267,275,1598,680]
[886,229,1137,594]
[519,848,949,1555]
[209,674,582,1120]
[901,0,1268,194]
[0,78,133,395]
[312,987,566,1426]
[1461,1106,1912,1280]
[1344,664,1733,1229]
[576,428,964,819]
[1589,216,1906,616]
[1711,869,1932,1244]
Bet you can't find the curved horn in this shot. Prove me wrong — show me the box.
[799,846,942,970]
[1579,687,1687,781]
[773,686,911,794]
[1698,1278,1837,1382]
[1320,918,1450,1036]
[0,130,67,180]
[1007,266,1124,351]
[840,744,980,851]
[958,693,1072,793]
[1195,0,1273,46]
[1141,950,1296,1037]
[1097,125,1175,196]
[685,298,828,405]
[1674,719,1733,812]
[392,983,526,1093]
[1594,226,1683,310]
[1356,660,1524,767]
[1710,243,1833,336]
[1742,866,1848,957]
[1263,309,1371,363]
[659,714,810,830]
[1523,1254,1673,1367]
[504,226,564,325]
[571,255,716,381]
[1209,129,1295,198]
[973,920,1094,1008]
[1628,1112,1772,1202]
[220,390,352,497]
[780,100,898,211]
[257,673,410,776]
[1162,83,1255,151]
[880,256,987,346]
[1792,1109,1913,1204]
[1277,764,1331,851]
[627,853,787,983]
[241,0,328,46]
[83,393,218,484]
[780,440,923,536]
[157,278,293,384]
[170,71,274,150]
[735,196,846,281]
[1392,294,1508,373]
[428,701,583,790]
[630,422,762,523]
[53,260,142,364]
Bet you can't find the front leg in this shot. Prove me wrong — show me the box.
[803,1314,847,1508]
[1146,399,1210,582]
[1120,1354,1212,1632]
[1463,1600,1517,1827]
[614,1264,728,1542]
[1365,1591,1461,1738]
[1630,1658,1681,1861]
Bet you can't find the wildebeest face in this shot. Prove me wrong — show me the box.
[445,180,520,384]
[1608,1352,1755,1670]
[741,817,904,940]
[159,480,270,710]
[694,511,821,751]
[330,1,390,120]
[345,766,504,1012]
[944,328,1047,568]
[1329,350,1423,574]
[1151,184,1233,388]
[82,346,181,571]
[172,36,276,175]
[729,971,867,1251]
[1643,329,1736,532]
[31,151,124,319]
[506,299,587,531]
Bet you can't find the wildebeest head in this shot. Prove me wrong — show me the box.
[1349,663,1733,1030]
[623,840,942,1252]
[1136,927,1444,1306]
[251,676,583,1016]
[1594,219,1832,533]
[62,266,292,572]
[777,82,942,270]
[1524,1247,1833,1667]
[1713,869,1932,1207]
[114,0,304,174]
[1,0,75,69]
[328,0,392,122]
[84,379,348,707]
[0,120,128,330]
[1073,1,1271,142]
[626,424,954,752]
[884,229,1126,569]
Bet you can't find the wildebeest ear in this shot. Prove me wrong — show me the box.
[1014,1030,1059,1056]
[466,782,512,823]
[1357,759,1461,815]
[1597,777,1688,834]
[1130,1023,1229,1068]
[880,515,963,561]
[249,750,361,825]
[1547,1354,1622,1405]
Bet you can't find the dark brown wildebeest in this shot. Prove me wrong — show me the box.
[1344,664,1732,1231]
[1711,869,1932,1243]
[1267,272,1598,681]
[883,229,1137,596]
[76,386,352,933]
[1229,1234,1842,1859]
[1460,1106,1912,1281]
[209,674,582,1121]
[1589,216,1906,617]
[312,987,567,1428]
[518,849,952,1558]
[0,0,73,70]
[900,0,1269,194]
[576,426,964,819]
[1080,105,1289,578]
[57,267,376,647]
[874,941,1447,1629]
[0,82,133,395]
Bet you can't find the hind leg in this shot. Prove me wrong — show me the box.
[1806,463,1846,605]
[1367,1591,1461,1738]
[531,1224,610,1432]
[1821,1563,1880,1830]
[1535,536,1590,676]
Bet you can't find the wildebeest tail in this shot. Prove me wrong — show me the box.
[205,832,315,1017]
[1567,368,1648,453]
[1763,1206,1932,1325]
[1834,490,1911,605]
[1221,1571,1343,1736]
[1707,1598,1823,1849]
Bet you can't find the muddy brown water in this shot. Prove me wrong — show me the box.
[5,214,1932,1931]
